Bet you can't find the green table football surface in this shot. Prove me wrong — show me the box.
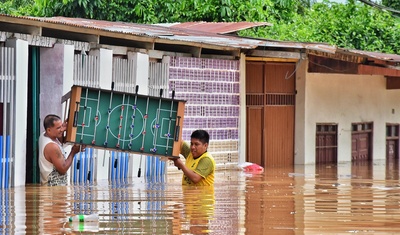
[73,87,182,157]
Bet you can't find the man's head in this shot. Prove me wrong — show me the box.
[43,114,63,139]
[190,130,210,158]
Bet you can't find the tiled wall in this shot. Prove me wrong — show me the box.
[169,57,240,165]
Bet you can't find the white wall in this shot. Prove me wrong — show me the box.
[239,53,246,163]
[127,52,149,178]
[62,44,75,99]
[298,66,400,164]
[61,44,75,181]
[6,39,28,187]
[294,59,308,165]
[88,48,113,180]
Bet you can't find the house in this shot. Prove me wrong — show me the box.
[0,14,399,187]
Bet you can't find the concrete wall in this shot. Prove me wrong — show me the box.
[62,45,75,100]
[40,44,66,122]
[294,59,308,165]
[297,60,400,164]
[239,53,247,163]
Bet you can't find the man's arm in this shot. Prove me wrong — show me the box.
[172,158,203,183]
[44,143,82,175]
[180,141,190,159]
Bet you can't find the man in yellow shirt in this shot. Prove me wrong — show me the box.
[171,130,216,186]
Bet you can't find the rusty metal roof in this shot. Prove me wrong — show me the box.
[344,48,400,62]
[1,14,400,64]
[32,16,179,37]
[13,15,265,49]
[0,14,329,51]
[160,22,272,34]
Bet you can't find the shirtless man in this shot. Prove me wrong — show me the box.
[38,114,85,186]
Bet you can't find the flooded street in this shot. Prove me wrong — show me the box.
[4,160,400,234]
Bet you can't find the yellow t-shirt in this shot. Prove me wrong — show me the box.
[181,142,215,186]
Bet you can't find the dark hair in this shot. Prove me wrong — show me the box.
[43,114,61,129]
[191,130,209,144]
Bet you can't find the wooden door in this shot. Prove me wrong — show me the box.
[246,108,263,166]
[386,124,399,160]
[246,61,295,167]
[351,122,373,161]
[386,124,399,181]
[246,62,265,166]
[352,133,371,160]
[387,140,398,159]
[316,124,338,163]
[264,63,295,166]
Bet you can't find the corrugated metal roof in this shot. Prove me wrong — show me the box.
[19,16,265,49]
[30,16,177,37]
[0,15,330,51]
[1,14,400,64]
[160,22,272,34]
[345,49,400,62]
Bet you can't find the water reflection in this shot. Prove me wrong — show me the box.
[175,186,214,234]
[302,160,400,234]
[4,160,400,234]
[244,167,295,235]
[315,163,338,213]
[27,185,71,234]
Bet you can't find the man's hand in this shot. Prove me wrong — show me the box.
[171,157,184,170]
[170,157,202,184]
[61,120,68,132]
[71,144,86,155]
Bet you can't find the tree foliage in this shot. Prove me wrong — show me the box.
[1,0,400,54]
[245,1,400,54]
[33,0,276,24]
[382,0,400,11]
[0,0,34,15]
[31,0,105,18]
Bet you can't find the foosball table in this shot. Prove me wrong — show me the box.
[62,85,185,158]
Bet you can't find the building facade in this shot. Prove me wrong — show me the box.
[0,15,400,187]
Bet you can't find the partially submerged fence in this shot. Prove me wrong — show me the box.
[71,55,169,183]
[71,54,100,184]
[0,47,15,188]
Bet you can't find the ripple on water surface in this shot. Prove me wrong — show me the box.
[4,161,400,234]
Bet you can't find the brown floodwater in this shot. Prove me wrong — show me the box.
[4,159,400,234]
